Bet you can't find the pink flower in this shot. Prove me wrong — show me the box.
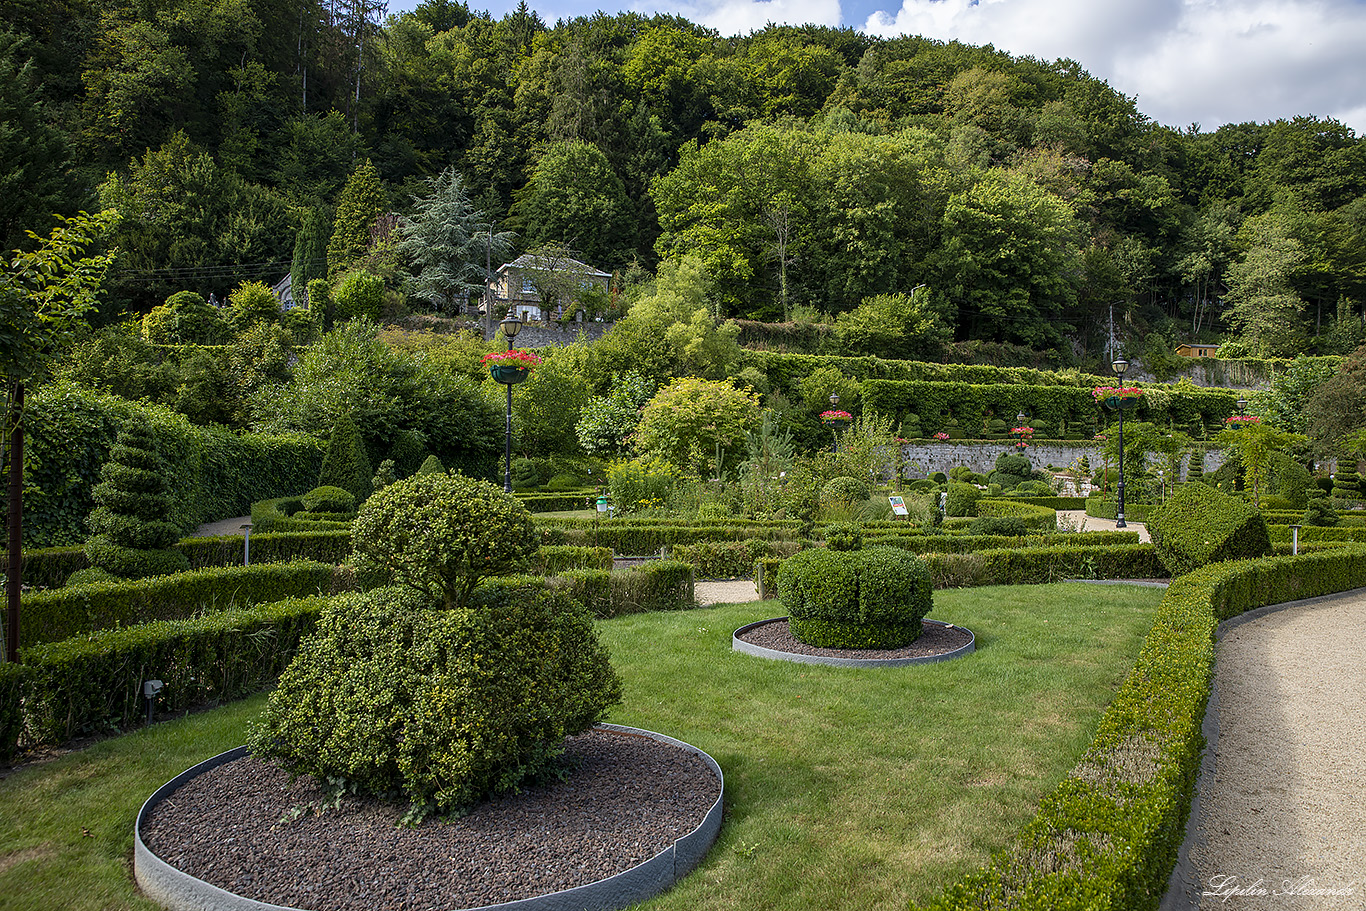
[1092,386,1142,400]
[819,410,853,422]
[934,432,950,441]
[481,349,543,367]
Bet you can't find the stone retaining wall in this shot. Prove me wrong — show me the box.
[899,439,1226,480]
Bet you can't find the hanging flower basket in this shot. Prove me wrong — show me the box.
[820,409,852,430]
[1093,386,1142,410]
[933,432,950,441]
[483,350,542,384]
[1224,414,1262,428]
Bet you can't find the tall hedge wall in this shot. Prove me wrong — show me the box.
[862,379,1240,440]
[10,383,325,547]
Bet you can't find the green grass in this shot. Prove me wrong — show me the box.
[0,583,1162,911]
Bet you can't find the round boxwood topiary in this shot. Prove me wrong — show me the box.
[302,485,356,514]
[944,480,981,517]
[777,545,932,649]
[248,581,622,816]
[351,472,538,609]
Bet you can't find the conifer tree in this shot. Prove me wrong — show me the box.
[327,159,385,278]
[84,416,190,579]
[318,412,373,502]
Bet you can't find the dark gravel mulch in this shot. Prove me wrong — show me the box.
[139,728,720,911]
[736,617,973,660]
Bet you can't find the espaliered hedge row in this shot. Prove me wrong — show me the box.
[18,561,348,648]
[3,596,328,755]
[915,547,1366,911]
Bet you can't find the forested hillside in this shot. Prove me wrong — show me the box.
[5,0,1366,360]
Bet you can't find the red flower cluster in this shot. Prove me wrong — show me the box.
[933,432,950,441]
[819,410,853,422]
[481,349,543,367]
[1092,385,1142,400]
[1224,414,1262,425]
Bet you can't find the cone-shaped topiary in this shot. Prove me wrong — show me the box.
[416,454,445,476]
[1185,449,1204,482]
[318,412,372,503]
[1146,482,1271,577]
[84,417,190,579]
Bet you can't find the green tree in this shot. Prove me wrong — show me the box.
[634,377,760,477]
[318,412,373,503]
[1224,210,1309,358]
[226,280,280,331]
[508,141,635,268]
[1216,420,1307,508]
[291,208,331,309]
[327,158,386,278]
[506,349,590,457]
[395,166,513,315]
[575,371,654,457]
[0,31,72,253]
[2,210,118,660]
[142,290,228,344]
[332,269,385,322]
[833,288,949,360]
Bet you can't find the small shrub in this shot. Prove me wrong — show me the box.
[416,454,445,476]
[1146,483,1272,577]
[777,546,932,649]
[302,486,356,514]
[248,582,621,815]
[350,472,537,609]
[945,481,981,517]
[821,522,864,551]
[545,472,581,491]
[1303,493,1339,527]
[822,476,871,505]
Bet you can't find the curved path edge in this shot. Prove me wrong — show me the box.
[135,725,724,911]
[1160,586,1366,911]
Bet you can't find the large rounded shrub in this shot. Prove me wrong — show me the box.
[1146,482,1271,577]
[302,485,356,514]
[821,476,870,505]
[777,545,933,649]
[945,480,981,517]
[249,582,621,815]
[351,472,538,608]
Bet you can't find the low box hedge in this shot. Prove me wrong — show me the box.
[18,560,349,648]
[1267,524,1366,543]
[553,523,799,554]
[922,544,1165,589]
[0,546,89,591]
[534,545,613,574]
[998,495,1091,510]
[865,530,1140,555]
[975,499,1058,531]
[915,546,1366,911]
[1085,497,1156,524]
[546,560,695,618]
[6,596,329,754]
[516,490,599,512]
[251,496,352,533]
[670,540,802,579]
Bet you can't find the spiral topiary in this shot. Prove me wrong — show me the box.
[83,416,190,580]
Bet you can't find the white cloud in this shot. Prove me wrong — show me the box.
[641,0,843,34]
[860,0,1366,132]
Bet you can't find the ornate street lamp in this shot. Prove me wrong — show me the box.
[498,312,522,493]
[1237,396,1248,416]
[821,392,851,454]
[1112,356,1129,528]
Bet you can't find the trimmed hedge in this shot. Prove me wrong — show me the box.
[18,561,348,648]
[1146,484,1271,577]
[7,596,328,754]
[535,545,613,574]
[778,546,933,648]
[251,496,353,533]
[671,540,802,579]
[554,523,799,554]
[517,490,599,513]
[975,499,1058,531]
[1267,525,1366,544]
[866,530,1140,554]
[915,547,1366,911]
[998,496,1091,510]
[1086,498,1156,524]
[548,561,696,618]
[922,544,1165,589]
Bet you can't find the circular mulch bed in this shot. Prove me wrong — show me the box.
[733,617,975,667]
[135,725,723,911]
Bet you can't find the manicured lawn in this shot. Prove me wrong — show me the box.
[0,582,1162,911]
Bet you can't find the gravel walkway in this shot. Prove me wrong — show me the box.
[1164,587,1366,909]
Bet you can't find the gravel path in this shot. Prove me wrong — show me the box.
[1165,587,1366,909]
[1056,509,1151,542]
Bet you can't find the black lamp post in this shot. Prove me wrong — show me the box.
[829,393,840,454]
[1112,356,1129,528]
[1237,396,1248,417]
[499,312,522,493]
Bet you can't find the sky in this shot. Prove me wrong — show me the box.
[386,0,1366,134]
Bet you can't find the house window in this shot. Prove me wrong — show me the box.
[521,277,536,294]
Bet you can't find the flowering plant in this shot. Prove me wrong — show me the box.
[1011,426,1034,438]
[933,432,950,441]
[1224,414,1262,426]
[481,349,543,368]
[820,410,853,423]
[1092,386,1142,401]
